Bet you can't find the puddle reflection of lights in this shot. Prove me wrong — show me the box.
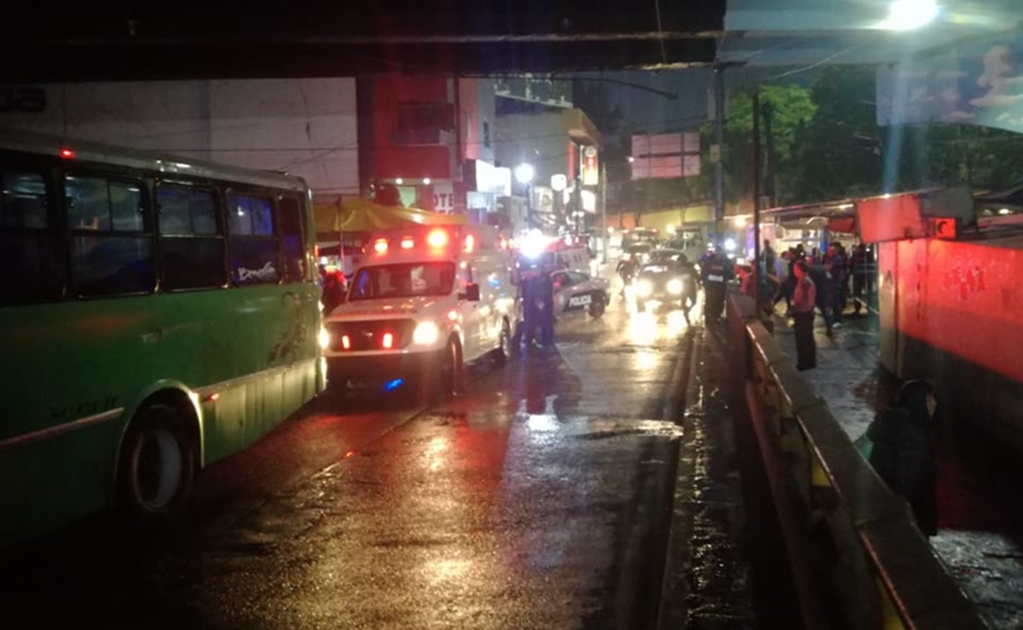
[633,350,660,372]
[666,310,688,336]
[426,435,448,471]
[518,395,560,433]
[423,558,471,582]
[629,312,658,345]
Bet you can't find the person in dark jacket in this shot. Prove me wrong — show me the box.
[868,379,940,537]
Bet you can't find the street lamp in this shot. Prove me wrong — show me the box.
[515,163,535,185]
[878,0,940,30]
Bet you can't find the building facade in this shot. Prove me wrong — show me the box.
[356,75,510,225]
[0,79,359,204]
[494,106,601,235]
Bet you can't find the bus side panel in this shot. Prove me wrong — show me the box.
[0,298,161,548]
[187,283,320,465]
[0,282,321,547]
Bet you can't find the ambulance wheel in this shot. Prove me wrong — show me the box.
[493,320,511,367]
[436,337,463,399]
[588,295,606,318]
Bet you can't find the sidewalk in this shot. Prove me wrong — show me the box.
[771,306,1023,630]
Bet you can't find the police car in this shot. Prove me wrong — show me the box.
[551,269,610,318]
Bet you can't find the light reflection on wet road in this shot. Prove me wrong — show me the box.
[1,288,704,630]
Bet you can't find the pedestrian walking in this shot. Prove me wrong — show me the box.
[792,261,817,371]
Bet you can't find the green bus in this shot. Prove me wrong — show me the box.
[0,131,326,549]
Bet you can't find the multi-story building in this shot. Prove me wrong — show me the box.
[356,75,510,225]
[494,98,602,235]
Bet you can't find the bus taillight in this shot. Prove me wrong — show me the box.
[341,334,351,349]
[382,333,394,349]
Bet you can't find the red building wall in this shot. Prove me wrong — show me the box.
[368,75,454,180]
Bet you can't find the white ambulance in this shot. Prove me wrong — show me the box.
[321,223,518,398]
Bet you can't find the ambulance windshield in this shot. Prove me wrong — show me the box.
[349,262,456,301]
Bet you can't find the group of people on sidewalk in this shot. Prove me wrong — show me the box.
[742,240,874,371]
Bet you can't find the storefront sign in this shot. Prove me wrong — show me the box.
[581,146,599,186]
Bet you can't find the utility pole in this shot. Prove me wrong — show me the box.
[714,66,726,246]
[752,90,762,269]
[600,159,608,263]
[763,100,777,208]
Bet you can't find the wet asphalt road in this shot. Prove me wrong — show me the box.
[2,295,708,630]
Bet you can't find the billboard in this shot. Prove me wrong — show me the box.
[876,30,1023,134]
[631,132,700,179]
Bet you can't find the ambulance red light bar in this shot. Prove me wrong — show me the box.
[400,236,415,249]
[373,238,389,254]
[382,332,394,349]
[427,229,449,248]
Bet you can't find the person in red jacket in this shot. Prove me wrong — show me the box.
[791,261,817,370]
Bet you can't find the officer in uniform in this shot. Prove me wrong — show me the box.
[700,245,731,325]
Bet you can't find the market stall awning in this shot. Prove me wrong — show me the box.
[314,198,467,235]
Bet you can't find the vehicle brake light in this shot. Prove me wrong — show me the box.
[373,238,388,254]
[447,309,459,322]
[341,334,351,349]
[382,332,394,349]
[400,237,415,249]
[464,234,475,253]
[427,229,448,248]
[59,148,75,159]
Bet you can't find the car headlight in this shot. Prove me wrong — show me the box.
[635,279,653,298]
[318,326,331,349]
[667,279,683,295]
[413,321,440,345]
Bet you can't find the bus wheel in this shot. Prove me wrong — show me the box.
[118,404,196,522]
[588,294,606,318]
[436,338,463,400]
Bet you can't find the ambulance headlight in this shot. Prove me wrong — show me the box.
[635,279,653,298]
[667,279,683,295]
[413,321,440,345]
[318,326,331,349]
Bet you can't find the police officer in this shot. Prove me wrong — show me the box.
[537,265,556,347]
[700,246,732,325]
[676,253,699,324]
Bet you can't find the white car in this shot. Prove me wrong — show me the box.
[551,269,610,318]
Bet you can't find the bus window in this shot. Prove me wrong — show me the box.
[278,196,305,282]
[227,193,278,286]
[156,184,227,290]
[0,171,65,304]
[65,174,154,297]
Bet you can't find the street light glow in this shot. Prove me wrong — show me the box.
[515,163,535,184]
[879,0,940,30]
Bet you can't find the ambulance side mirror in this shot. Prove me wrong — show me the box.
[460,282,481,302]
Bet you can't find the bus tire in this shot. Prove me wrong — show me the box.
[117,404,196,524]
[436,337,463,400]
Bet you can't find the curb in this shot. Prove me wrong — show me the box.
[655,329,703,630]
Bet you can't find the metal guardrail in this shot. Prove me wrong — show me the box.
[726,295,989,630]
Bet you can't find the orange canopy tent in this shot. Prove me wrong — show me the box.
[314,198,467,236]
